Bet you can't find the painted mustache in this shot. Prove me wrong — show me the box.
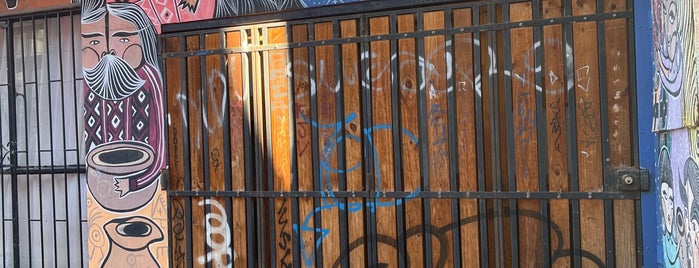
[83,54,145,100]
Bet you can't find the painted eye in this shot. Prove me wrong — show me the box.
[119,38,130,43]
[89,40,100,45]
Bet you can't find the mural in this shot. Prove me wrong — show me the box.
[81,0,367,266]
[102,216,164,268]
[658,130,699,267]
[652,0,698,131]
[653,0,699,266]
[129,0,364,32]
[82,0,168,266]
[0,0,71,13]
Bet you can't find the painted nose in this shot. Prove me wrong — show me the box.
[100,50,117,58]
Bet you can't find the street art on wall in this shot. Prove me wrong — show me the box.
[658,130,699,267]
[0,0,71,13]
[125,0,364,31]
[102,216,164,267]
[653,0,699,266]
[652,0,698,131]
[82,0,168,267]
[81,0,370,267]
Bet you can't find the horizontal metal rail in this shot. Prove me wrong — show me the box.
[168,190,640,199]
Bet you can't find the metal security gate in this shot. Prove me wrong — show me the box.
[0,8,87,267]
[162,0,644,266]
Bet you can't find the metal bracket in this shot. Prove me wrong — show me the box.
[160,167,170,191]
[612,166,650,192]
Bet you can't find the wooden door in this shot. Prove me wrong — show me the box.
[162,0,643,267]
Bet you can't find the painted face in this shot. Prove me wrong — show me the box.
[660,0,679,59]
[82,13,144,71]
[81,12,147,100]
[662,182,675,231]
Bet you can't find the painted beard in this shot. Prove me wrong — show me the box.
[83,54,145,101]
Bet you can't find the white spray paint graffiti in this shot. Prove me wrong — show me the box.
[197,198,237,267]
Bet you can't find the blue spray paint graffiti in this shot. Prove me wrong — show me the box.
[292,111,421,266]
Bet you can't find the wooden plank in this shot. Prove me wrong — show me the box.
[368,15,398,267]
[226,30,248,266]
[423,10,453,267]
[266,25,294,268]
[541,0,571,266]
[291,24,316,268]
[185,34,207,268]
[203,32,231,268]
[164,36,188,268]
[603,1,636,266]
[572,1,606,266]
[452,7,480,267]
[310,21,342,267]
[397,13,425,267]
[339,19,366,266]
[509,2,542,267]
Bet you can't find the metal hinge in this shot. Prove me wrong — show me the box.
[161,167,170,190]
[612,166,650,192]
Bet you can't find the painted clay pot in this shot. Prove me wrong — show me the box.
[86,140,159,212]
[101,216,163,268]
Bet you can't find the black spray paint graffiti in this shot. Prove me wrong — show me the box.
[331,209,605,267]
[101,216,164,268]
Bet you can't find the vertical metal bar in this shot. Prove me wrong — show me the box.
[500,4,519,266]
[387,13,407,268]
[562,1,582,266]
[287,23,302,268]
[531,1,551,266]
[30,16,46,266]
[18,18,33,268]
[252,27,269,268]
[472,6,489,267]
[486,4,504,267]
[47,14,60,267]
[0,18,9,266]
[443,7,462,268]
[179,35,194,268]
[68,16,78,266]
[69,13,86,266]
[5,20,20,268]
[34,14,48,266]
[217,32,234,268]
[306,22,325,267]
[333,19,350,268]
[596,1,615,266]
[359,15,378,267]
[199,33,214,268]
[66,17,75,266]
[261,26,279,268]
[627,0,646,264]
[415,11,433,268]
[241,28,256,268]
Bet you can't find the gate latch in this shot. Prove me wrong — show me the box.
[613,166,650,192]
